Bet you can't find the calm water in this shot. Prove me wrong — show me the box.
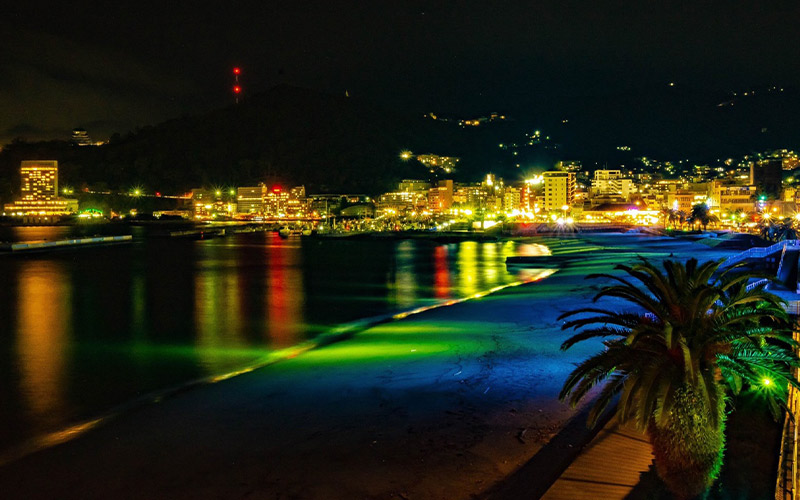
[0,226,550,451]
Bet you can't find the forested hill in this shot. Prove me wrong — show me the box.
[0,85,520,199]
[1,83,798,202]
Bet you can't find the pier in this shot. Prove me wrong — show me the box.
[0,235,132,253]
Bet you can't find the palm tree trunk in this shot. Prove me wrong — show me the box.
[648,384,726,499]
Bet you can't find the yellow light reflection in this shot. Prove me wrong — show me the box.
[482,243,499,285]
[194,243,244,371]
[16,260,71,427]
[392,240,417,308]
[457,241,478,296]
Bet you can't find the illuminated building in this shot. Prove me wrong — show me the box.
[708,181,756,212]
[265,188,290,216]
[427,180,453,213]
[591,170,633,201]
[191,189,235,219]
[71,128,92,146]
[542,171,576,211]
[286,186,310,217]
[377,191,425,216]
[3,161,78,217]
[503,187,522,212]
[237,185,267,214]
[520,185,536,212]
[663,183,709,213]
[398,179,430,192]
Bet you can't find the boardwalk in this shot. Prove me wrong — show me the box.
[541,419,654,500]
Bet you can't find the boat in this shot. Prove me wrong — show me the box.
[278,227,291,238]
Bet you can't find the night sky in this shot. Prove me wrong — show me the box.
[2,1,800,146]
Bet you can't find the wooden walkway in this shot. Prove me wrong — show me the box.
[541,419,654,500]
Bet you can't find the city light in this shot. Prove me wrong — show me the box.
[399,150,413,160]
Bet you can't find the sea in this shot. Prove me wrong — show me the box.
[0,225,553,453]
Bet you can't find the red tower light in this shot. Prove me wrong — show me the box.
[233,67,241,75]
[233,85,241,94]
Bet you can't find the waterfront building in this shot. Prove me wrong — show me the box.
[265,188,290,216]
[309,194,342,216]
[191,188,235,219]
[3,161,79,216]
[542,171,576,211]
[286,186,310,217]
[377,191,425,216]
[237,185,267,214]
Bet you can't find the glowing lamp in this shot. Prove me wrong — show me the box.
[233,85,241,94]
[233,67,241,75]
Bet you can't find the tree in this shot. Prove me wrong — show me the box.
[660,208,679,229]
[558,258,799,498]
[759,215,799,242]
[687,203,718,231]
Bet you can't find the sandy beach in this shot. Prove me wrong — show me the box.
[0,233,739,499]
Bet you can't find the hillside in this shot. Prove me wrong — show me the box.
[0,86,522,201]
[1,83,799,203]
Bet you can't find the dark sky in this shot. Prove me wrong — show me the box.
[2,0,799,145]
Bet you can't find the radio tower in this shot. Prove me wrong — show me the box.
[233,67,241,104]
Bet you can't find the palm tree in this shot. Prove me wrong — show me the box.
[660,208,680,229]
[687,203,719,231]
[759,215,798,242]
[558,258,799,498]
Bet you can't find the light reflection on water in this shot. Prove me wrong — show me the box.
[16,261,70,429]
[0,229,550,452]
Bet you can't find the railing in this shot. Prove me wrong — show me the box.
[720,240,800,269]
[745,278,771,292]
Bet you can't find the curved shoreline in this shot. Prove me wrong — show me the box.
[0,268,557,468]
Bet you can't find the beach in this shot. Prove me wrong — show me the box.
[0,233,739,499]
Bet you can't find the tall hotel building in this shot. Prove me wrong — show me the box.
[3,161,79,216]
[542,171,576,211]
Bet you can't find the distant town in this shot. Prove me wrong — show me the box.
[3,142,800,234]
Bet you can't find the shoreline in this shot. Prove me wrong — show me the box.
[0,268,556,468]
[0,233,740,499]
